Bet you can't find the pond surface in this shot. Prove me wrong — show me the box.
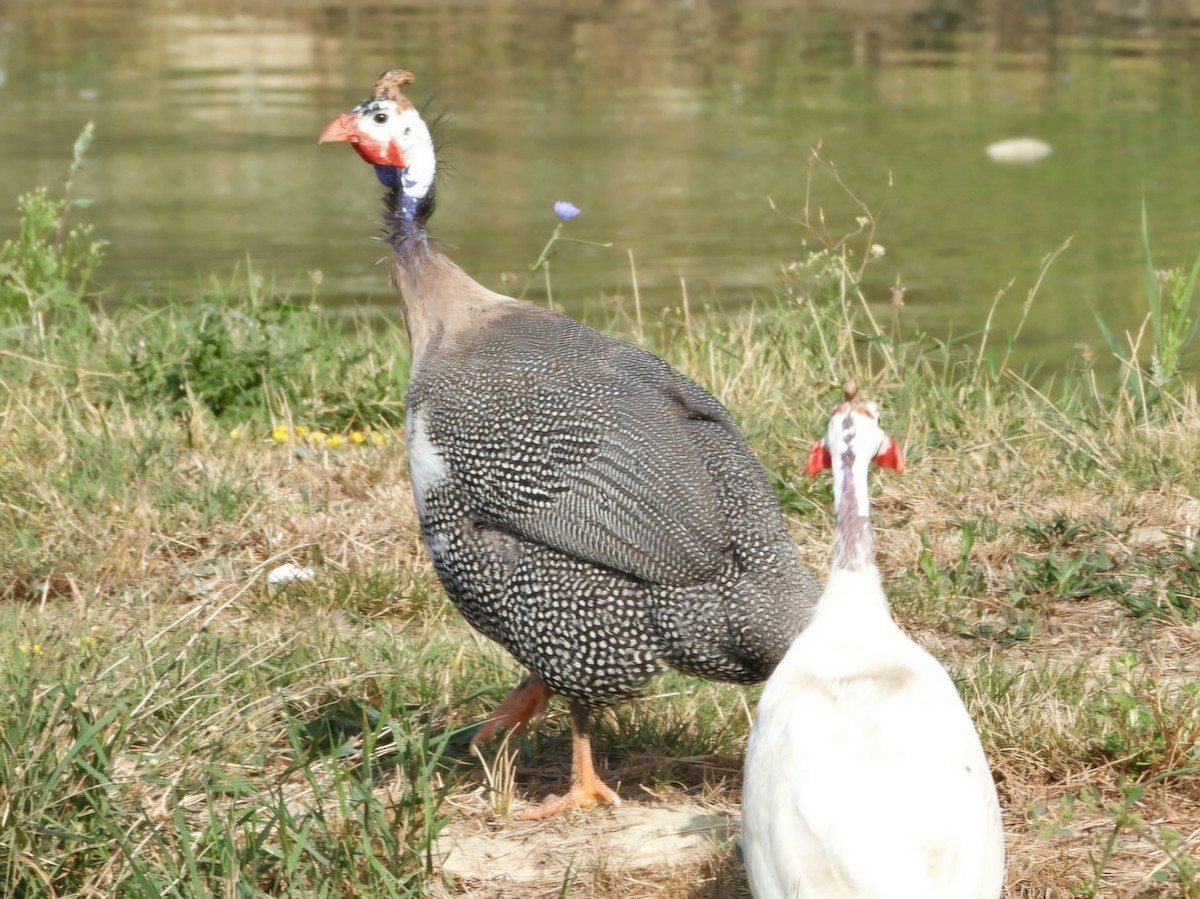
[3,0,1200,373]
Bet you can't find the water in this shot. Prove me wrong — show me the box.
[3,0,1200,373]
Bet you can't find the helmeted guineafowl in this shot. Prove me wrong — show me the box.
[319,69,822,818]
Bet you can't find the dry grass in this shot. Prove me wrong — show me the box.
[8,128,1200,897]
[4,210,1200,895]
[5,339,1200,896]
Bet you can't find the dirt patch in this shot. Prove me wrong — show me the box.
[431,798,737,897]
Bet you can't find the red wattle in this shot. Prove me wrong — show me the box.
[351,138,405,168]
[806,440,832,475]
[874,438,905,473]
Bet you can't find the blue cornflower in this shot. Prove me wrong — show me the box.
[554,201,581,221]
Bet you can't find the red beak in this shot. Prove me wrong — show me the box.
[318,112,361,144]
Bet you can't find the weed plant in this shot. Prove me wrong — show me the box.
[2,139,1200,897]
[0,124,106,327]
[1095,199,1200,394]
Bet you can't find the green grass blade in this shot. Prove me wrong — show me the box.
[1183,252,1200,345]
[1091,305,1127,360]
[1141,196,1163,344]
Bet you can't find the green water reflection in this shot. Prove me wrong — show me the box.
[2,0,1199,372]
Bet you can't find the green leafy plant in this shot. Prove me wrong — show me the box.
[1070,776,1200,898]
[1094,199,1200,390]
[0,123,107,319]
[125,296,313,420]
[121,284,408,428]
[1114,544,1199,622]
[1017,511,1091,548]
[1011,546,1121,600]
[1094,652,1200,775]
[916,522,984,594]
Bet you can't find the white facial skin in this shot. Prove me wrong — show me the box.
[392,107,435,201]
[350,100,435,201]
[827,405,889,520]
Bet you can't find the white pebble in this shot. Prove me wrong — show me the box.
[985,137,1053,164]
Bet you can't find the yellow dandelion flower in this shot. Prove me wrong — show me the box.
[19,642,44,656]
[271,425,290,443]
[349,431,367,444]
[295,425,311,437]
[308,430,327,446]
[327,434,345,449]
[370,432,388,446]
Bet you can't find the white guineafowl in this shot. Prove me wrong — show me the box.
[741,383,1004,897]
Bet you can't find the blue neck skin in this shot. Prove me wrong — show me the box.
[374,164,422,223]
[373,164,400,188]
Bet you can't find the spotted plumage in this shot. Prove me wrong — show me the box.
[408,308,817,707]
[320,69,822,816]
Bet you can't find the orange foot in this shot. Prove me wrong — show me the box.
[471,673,552,747]
[516,776,622,820]
[515,700,621,820]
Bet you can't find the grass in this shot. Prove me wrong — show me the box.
[3,143,1200,897]
[1094,198,1200,392]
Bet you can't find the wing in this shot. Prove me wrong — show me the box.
[414,311,750,586]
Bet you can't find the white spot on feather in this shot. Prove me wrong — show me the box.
[407,407,446,519]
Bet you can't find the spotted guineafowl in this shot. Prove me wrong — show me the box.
[319,69,822,818]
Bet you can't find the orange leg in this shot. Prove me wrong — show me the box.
[471,673,552,747]
[516,700,621,820]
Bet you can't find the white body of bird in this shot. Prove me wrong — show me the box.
[741,390,1004,898]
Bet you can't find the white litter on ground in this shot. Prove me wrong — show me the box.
[266,563,315,585]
